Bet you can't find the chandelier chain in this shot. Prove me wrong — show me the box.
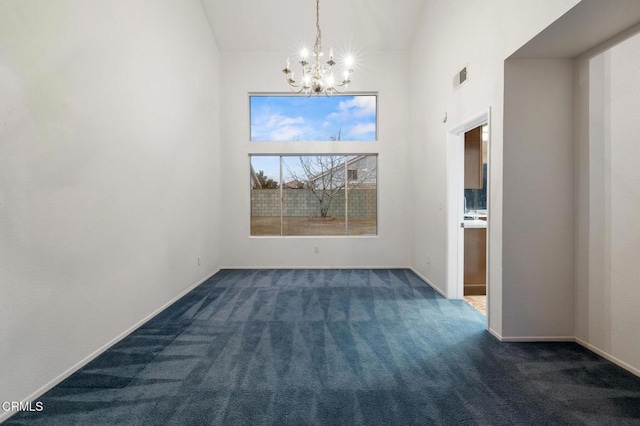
[314,0,322,56]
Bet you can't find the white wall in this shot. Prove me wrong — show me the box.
[503,59,575,338]
[0,0,221,415]
[574,32,640,374]
[3,1,639,416]
[408,0,580,335]
[219,51,412,268]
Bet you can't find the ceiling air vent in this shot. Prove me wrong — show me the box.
[453,66,468,90]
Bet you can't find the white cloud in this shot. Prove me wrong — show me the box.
[325,96,376,125]
[266,114,304,128]
[349,122,376,136]
[270,125,311,141]
[251,113,309,141]
[338,96,376,117]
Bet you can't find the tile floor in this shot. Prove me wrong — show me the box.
[464,295,486,315]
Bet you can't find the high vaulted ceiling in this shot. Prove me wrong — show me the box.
[201,0,426,52]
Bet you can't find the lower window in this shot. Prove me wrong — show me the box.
[250,155,377,236]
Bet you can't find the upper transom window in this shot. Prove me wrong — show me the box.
[250,94,377,142]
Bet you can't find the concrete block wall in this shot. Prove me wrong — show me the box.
[251,189,376,218]
[250,189,281,217]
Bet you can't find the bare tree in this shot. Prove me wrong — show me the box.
[286,155,346,218]
[283,129,377,218]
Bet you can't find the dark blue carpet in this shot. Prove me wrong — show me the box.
[6,269,640,425]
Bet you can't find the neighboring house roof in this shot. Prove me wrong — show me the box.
[283,180,303,189]
[307,155,377,189]
[309,155,369,183]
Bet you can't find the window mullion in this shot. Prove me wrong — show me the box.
[279,156,283,237]
[344,155,349,235]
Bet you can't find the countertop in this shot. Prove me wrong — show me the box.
[464,210,487,228]
[464,219,487,229]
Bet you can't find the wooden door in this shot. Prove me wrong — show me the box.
[464,126,483,189]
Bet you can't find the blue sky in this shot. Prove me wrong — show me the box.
[251,156,280,184]
[250,95,376,142]
[251,156,322,185]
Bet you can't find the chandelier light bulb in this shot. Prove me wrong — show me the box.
[344,55,354,68]
[282,0,355,96]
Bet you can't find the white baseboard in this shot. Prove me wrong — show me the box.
[408,268,447,298]
[486,327,575,343]
[0,270,218,425]
[487,327,575,343]
[575,337,640,378]
[498,336,576,343]
[487,327,503,341]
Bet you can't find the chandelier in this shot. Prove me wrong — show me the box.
[282,0,354,96]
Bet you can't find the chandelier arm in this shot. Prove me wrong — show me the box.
[285,80,303,90]
[284,80,307,94]
[326,84,347,95]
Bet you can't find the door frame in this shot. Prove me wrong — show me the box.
[446,109,491,306]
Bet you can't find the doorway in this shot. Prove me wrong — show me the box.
[446,111,490,319]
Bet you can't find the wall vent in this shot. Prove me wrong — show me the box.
[453,66,468,90]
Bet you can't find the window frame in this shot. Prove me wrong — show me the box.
[248,92,380,238]
[248,92,379,142]
[250,154,378,238]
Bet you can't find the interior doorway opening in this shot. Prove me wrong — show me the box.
[462,124,488,314]
[446,110,490,321]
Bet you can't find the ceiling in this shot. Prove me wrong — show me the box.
[201,0,426,53]
[510,0,640,58]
